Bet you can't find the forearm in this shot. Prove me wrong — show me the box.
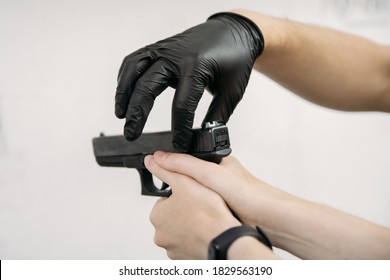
[233,10,390,112]
[252,186,390,259]
[148,153,390,259]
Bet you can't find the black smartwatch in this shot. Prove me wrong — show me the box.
[208,225,272,260]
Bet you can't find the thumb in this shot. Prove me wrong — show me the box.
[153,151,227,194]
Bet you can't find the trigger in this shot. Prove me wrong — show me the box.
[161,182,170,190]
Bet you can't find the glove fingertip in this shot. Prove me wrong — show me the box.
[124,125,141,141]
[172,141,188,153]
[172,127,193,153]
[124,106,147,141]
[115,105,126,119]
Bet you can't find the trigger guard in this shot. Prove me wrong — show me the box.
[137,169,171,197]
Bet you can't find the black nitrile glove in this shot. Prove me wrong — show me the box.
[115,12,264,152]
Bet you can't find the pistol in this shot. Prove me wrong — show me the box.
[92,121,231,197]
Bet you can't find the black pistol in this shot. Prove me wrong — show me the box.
[92,121,231,197]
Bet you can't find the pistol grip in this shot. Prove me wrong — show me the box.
[137,169,171,197]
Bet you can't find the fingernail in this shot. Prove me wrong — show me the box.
[154,151,168,161]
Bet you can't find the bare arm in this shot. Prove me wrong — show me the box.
[234,10,390,112]
[261,192,390,259]
[149,152,390,259]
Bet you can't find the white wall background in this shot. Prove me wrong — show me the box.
[0,0,389,259]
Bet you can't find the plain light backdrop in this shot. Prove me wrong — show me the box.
[0,0,389,259]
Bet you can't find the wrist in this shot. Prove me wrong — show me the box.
[240,179,294,225]
[253,194,314,254]
[239,180,304,248]
[227,236,278,260]
[230,10,291,67]
[202,219,241,258]
[208,225,274,260]
[208,11,265,57]
[230,10,283,47]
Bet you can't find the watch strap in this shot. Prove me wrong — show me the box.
[208,225,272,260]
[255,226,273,251]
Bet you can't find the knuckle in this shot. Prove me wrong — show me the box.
[173,99,192,115]
[134,77,149,92]
[153,233,164,247]
[148,161,160,176]
[149,198,166,225]
[149,210,157,226]
[166,250,178,260]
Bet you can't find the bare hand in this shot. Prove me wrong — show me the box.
[145,153,241,259]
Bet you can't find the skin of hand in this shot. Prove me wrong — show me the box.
[144,154,242,259]
[147,151,284,230]
[147,151,390,260]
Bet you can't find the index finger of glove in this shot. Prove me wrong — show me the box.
[172,75,206,152]
[115,50,154,118]
[124,59,175,141]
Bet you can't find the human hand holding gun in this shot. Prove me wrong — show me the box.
[92,121,231,196]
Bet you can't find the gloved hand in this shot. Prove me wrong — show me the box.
[115,12,264,152]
